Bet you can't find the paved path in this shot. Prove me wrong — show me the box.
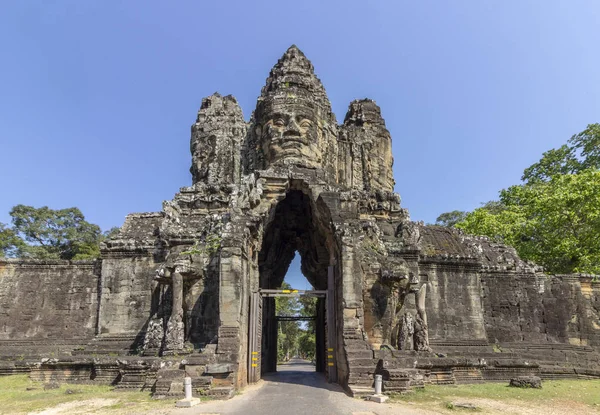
[176,358,425,415]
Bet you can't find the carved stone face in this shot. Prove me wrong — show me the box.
[259,104,322,169]
[190,133,216,183]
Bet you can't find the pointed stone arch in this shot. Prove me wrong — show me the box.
[252,180,339,376]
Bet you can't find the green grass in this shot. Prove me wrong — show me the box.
[390,380,600,411]
[0,375,176,414]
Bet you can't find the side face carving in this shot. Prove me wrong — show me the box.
[191,134,216,183]
[259,104,322,169]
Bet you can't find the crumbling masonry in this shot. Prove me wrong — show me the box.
[1,46,599,397]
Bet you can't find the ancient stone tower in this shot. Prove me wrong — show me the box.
[1,46,599,397]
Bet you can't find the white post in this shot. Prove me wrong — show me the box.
[368,374,388,403]
[184,377,192,400]
[374,374,383,395]
[176,376,200,407]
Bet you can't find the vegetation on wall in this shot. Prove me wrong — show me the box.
[437,124,600,275]
[0,205,119,260]
[180,233,222,257]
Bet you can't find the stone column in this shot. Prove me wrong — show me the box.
[414,284,431,352]
[163,270,185,353]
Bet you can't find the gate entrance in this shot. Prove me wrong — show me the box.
[247,189,339,385]
[248,283,337,383]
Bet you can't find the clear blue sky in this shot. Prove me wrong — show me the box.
[1,1,599,286]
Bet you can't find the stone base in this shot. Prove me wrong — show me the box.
[175,397,201,408]
[367,394,388,403]
[348,386,374,398]
[161,349,192,357]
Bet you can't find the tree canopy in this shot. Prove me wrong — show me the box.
[275,281,317,362]
[0,205,118,260]
[438,124,600,275]
[522,124,600,183]
[435,210,468,227]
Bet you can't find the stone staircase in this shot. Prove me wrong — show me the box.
[0,339,90,360]
[344,327,377,397]
[0,335,236,399]
[346,348,376,389]
[0,361,30,376]
[74,335,140,356]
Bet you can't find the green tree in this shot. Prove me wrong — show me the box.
[297,295,317,360]
[103,226,121,240]
[298,331,316,360]
[571,123,600,170]
[3,205,109,260]
[0,223,26,258]
[276,282,301,362]
[435,210,468,227]
[298,295,317,331]
[521,144,580,183]
[275,282,320,362]
[480,200,506,214]
[522,123,600,183]
[456,124,600,275]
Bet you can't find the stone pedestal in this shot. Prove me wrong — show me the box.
[176,377,201,407]
[175,398,201,408]
[367,394,389,403]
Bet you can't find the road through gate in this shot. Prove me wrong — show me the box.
[248,267,337,384]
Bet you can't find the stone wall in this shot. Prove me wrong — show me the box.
[97,255,158,337]
[421,260,487,343]
[0,259,99,341]
[481,273,600,347]
[353,268,600,396]
[97,212,167,343]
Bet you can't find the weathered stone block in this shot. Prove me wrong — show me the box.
[509,376,542,389]
[206,363,233,374]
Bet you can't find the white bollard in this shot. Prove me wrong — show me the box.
[368,374,388,403]
[374,374,383,395]
[176,376,200,407]
[184,376,192,400]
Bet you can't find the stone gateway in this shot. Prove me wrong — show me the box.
[1,46,599,398]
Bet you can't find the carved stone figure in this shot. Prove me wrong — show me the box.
[414,284,431,352]
[162,270,185,353]
[258,103,322,169]
[246,45,338,176]
[396,219,421,247]
[339,99,395,193]
[398,312,414,350]
[142,319,164,352]
[190,93,245,186]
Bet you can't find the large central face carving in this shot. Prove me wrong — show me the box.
[259,104,322,169]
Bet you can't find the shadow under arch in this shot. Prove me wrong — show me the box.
[257,181,339,377]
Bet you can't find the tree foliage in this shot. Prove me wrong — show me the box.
[275,282,301,361]
[435,210,468,227]
[455,124,600,275]
[275,282,317,362]
[297,295,317,360]
[522,123,600,183]
[0,205,117,260]
[298,331,316,361]
[0,223,26,258]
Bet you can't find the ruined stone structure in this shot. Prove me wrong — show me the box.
[1,46,599,397]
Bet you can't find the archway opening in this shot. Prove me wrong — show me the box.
[257,189,332,375]
[274,254,319,371]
